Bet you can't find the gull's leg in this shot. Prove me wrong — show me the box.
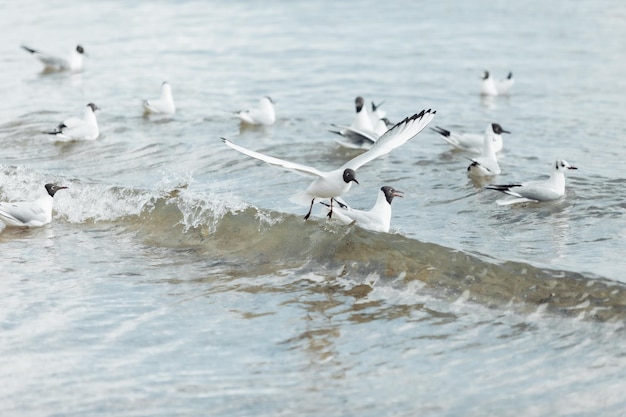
[327,198,334,219]
[304,198,315,220]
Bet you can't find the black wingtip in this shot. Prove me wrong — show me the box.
[430,126,450,137]
[21,45,36,54]
[485,184,521,192]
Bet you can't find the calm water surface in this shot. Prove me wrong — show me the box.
[1,0,625,416]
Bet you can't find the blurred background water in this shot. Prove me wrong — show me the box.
[0,0,625,416]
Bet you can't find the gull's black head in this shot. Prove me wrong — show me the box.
[76,45,85,54]
[87,103,100,112]
[482,70,490,80]
[381,186,403,205]
[354,96,364,113]
[343,169,358,185]
[45,183,68,197]
[491,123,510,135]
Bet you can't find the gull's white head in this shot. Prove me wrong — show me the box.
[555,159,578,173]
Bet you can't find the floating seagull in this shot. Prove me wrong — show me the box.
[222,109,436,219]
[45,103,100,141]
[485,160,577,205]
[321,185,403,233]
[21,44,86,72]
[236,96,276,126]
[330,97,390,150]
[466,125,502,177]
[0,184,68,227]
[431,123,510,154]
[143,81,176,115]
[481,71,514,96]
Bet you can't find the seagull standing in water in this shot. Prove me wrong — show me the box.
[485,160,577,205]
[45,103,100,141]
[143,81,176,115]
[431,123,510,154]
[236,96,276,126]
[21,44,86,72]
[0,184,68,227]
[222,109,436,219]
[481,71,514,96]
[322,186,403,233]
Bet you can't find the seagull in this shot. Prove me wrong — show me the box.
[45,103,100,141]
[485,159,577,205]
[0,184,68,227]
[466,125,502,177]
[222,109,436,219]
[321,186,403,233]
[21,44,86,72]
[236,96,276,126]
[143,81,176,115]
[481,71,514,96]
[431,123,510,154]
[330,97,390,150]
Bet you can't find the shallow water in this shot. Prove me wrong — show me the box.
[1,0,626,416]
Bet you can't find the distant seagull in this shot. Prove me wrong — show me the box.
[236,96,276,126]
[321,185,403,233]
[21,44,86,72]
[481,71,514,96]
[431,123,510,154]
[0,184,68,227]
[466,124,502,177]
[45,103,100,141]
[330,97,391,150]
[485,160,577,205]
[143,81,176,115]
[222,109,436,219]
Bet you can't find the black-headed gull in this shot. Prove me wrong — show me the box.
[236,96,276,126]
[143,81,176,115]
[21,44,86,72]
[481,71,514,96]
[322,185,403,233]
[466,125,502,177]
[485,159,577,205]
[45,103,100,141]
[330,97,390,150]
[431,123,510,154]
[0,184,68,227]
[222,109,436,219]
